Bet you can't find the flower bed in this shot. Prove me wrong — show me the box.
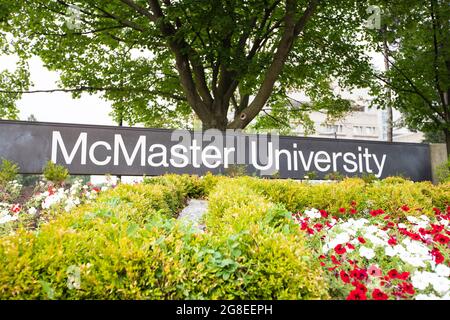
[292,205,450,300]
[0,174,448,300]
[0,178,114,235]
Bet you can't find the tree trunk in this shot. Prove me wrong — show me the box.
[201,115,228,131]
[382,26,393,142]
[445,129,450,157]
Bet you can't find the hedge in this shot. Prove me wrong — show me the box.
[0,175,328,299]
[239,177,450,217]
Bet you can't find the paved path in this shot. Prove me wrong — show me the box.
[177,199,208,232]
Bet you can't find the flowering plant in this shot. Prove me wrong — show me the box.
[0,178,114,234]
[292,204,450,300]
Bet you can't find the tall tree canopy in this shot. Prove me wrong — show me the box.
[0,0,374,130]
[367,0,450,154]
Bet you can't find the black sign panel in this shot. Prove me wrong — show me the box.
[0,120,432,181]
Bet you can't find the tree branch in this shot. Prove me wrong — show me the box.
[228,0,319,129]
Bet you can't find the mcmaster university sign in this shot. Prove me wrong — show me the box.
[0,120,432,181]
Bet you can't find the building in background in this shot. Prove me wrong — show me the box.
[288,98,424,143]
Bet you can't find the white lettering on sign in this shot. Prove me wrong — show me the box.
[50,131,388,178]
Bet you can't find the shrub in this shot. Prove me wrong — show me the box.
[204,178,329,299]
[0,176,328,299]
[436,158,450,183]
[43,161,69,186]
[0,159,19,187]
[143,173,221,199]
[239,176,447,217]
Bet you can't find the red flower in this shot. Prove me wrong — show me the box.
[401,282,415,295]
[320,262,325,266]
[351,200,357,207]
[346,289,367,300]
[401,205,410,212]
[399,272,410,280]
[352,281,368,293]
[350,208,357,215]
[350,268,368,281]
[409,233,421,241]
[320,209,328,218]
[370,209,385,216]
[334,244,347,255]
[386,222,395,228]
[10,204,21,213]
[340,271,350,284]
[314,223,323,231]
[331,255,341,265]
[307,228,315,235]
[372,288,389,300]
[347,243,355,250]
[339,207,346,213]
[434,252,445,264]
[434,234,450,245]
[432,207,441,215]
[388,269,399,279]
[48,186,55,196]
[388,237,397,246]
[357,236,366,244]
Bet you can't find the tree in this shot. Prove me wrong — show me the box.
[367,0,450,154]
[0,0,374,130]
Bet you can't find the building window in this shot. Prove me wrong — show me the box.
[366,126,376,135]
[322,124,343,134]
[353,126,364,135]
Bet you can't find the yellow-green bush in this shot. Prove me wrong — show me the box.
[143,173,222,199]
[0,175,328,299]
[238,176,449,217]
[204,178,329,299]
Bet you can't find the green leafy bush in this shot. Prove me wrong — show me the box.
[238,176,449,217]
[42,161,69,186]
[0,159,19,187]
[436,158,450,183]
[0,175,328,299]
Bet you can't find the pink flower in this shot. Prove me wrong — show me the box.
[368,265,382,277]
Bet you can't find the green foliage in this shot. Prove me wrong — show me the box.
[239,176,449,218]
[360,172,378,184]
[0,175,328,299]
[436,158,450,183]
[0,0,374,129]
[143,173,221,199]
[42,161,69,186]
[223,164,248,178]
[366,0,450,147]
[324,172,346,181]
[0,159,19,186]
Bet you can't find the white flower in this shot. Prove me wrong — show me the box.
[429,276,450,295]
[435,264,450,278]
[415,294,439,300]
[385,246,397,257]
[0,214,18,224]
[411,271,430,290]
[359,246,375,259]
[365,225,378,234]
[407,216,418,223]
[28,207,37,215]
[304,208,321,220]
[398,223,407,229]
